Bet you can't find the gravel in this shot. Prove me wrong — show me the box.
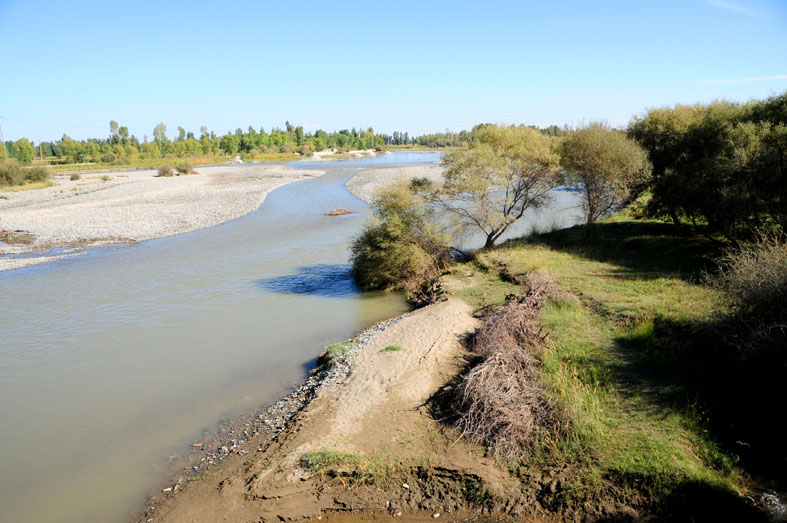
[0,163,324,271]
[345,165,444,204]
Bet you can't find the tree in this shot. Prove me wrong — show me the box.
[351,182,451,304]
[109,120,119,141]
[220,133,240,154]
[177,126,186,142]
[561,122,651,232]
[0,141,7,162]
[118,126,129,143]
[14,138,35,164]
[153,122,167,143]
[436,124,560,248]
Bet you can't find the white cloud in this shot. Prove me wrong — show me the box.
[699,75,787,86]
[708,0,764,17]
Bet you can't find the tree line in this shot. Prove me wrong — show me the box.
[0,121,423,166]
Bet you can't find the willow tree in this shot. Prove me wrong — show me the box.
[436,124,560,248]
[561,122,651,232]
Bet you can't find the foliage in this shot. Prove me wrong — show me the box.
[628,92,787,239]
[317,342,352,368]
[0,141,8,162]
[351,182,452,303]
[14,138,35,164]
[561,122,652,231]
[710,230,786,354]
[70,173,80,181]
[157,165,174,177]
[175,161,194,175]
[101,152,116,163]
[0,159,50,186]
[437,124,560,248]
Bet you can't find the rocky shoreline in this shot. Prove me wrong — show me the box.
[137,310,415,520]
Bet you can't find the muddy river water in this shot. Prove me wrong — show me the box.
[0,152,583,522]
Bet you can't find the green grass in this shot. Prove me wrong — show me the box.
[300,448,405,488]
[317,342,352,368]
[449,211,750,513]
[380,345,404,353]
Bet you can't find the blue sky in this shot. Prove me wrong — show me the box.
[1,0,785,142]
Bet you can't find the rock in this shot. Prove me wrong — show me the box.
[432,514,441,519]
[162,487,172,493]
[402,483,410,489]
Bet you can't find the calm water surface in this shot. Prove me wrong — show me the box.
[0,151,583,522]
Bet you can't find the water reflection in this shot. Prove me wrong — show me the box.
[256,264,358,298]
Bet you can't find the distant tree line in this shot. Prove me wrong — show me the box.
[0,121,427,166]
[628,91,786,240]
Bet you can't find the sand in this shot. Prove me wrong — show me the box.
[0,163,323,271]
[132,298,534,522]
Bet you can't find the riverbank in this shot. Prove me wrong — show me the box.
[138,208,782,522]
[345,164,444,204]
[0,163,324,271]
[135,298,541,522]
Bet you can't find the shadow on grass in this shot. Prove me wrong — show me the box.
[256,264,359,298]
[507,220,723,282]
[613,313,787,485]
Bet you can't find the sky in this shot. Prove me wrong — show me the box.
[1,0,785,143]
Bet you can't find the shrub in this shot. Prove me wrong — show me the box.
[70,173,81,181]
[317,342,352,368]
[157,165,174,177]
[351,182,452,305]
[710,230,787,354]
[0,160,25,186]
[24,166,50,183]
[380,345,404,353]
[101,152,117,163]
[175,161,194,175]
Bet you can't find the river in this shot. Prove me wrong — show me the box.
[0,151,583,522]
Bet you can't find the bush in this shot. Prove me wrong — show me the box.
[24,166,50,183]
[101,152,117,163]
[0,160,49,186]
[317,342,352,368]
[157,165,174,177]
[0,160,25,186]
[710,230,787,354]
[70,173,81,181]
[351,182,452,305]
[175,161,194,175]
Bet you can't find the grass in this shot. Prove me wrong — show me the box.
[317,342,352,368]
[0,181,54,192]
[380,345,404,353]
[300,448,405,488]
[447,210,756,515]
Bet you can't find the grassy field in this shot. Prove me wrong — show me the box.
[445,207,768,518]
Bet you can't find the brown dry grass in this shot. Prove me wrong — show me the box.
[455,272,566,460]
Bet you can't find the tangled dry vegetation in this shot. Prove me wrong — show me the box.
[455,272,567,461]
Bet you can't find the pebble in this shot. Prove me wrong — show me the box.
[402,483,410,489]
[162,488,172,493]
